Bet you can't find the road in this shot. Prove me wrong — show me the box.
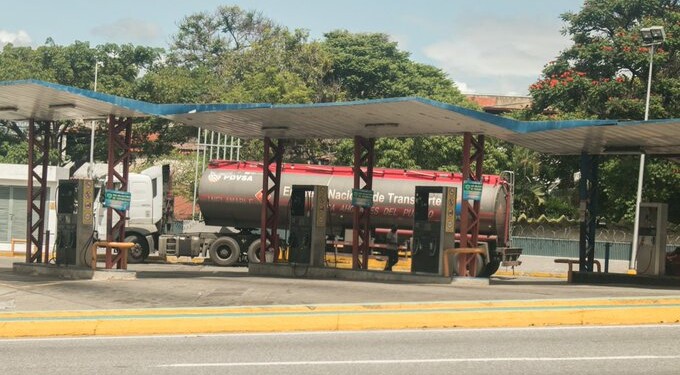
[1,325,679,375]
[3,255,680,312]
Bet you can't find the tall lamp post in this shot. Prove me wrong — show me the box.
[629,26,665,273]
[88,61,104,179]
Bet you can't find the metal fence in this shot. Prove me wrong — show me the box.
[512,236,679,261]
[511,224,680,245]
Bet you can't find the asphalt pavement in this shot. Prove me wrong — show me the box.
[3,325,680,375]
[0,254,679,337]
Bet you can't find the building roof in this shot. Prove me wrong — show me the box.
[465,94,532,114]
[0,79,678,157]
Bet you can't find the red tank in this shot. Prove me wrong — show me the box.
[198,161,512,246]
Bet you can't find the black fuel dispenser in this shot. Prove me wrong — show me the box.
[411,186,456,274]
[55,179,95,266]
[287,185,328,266]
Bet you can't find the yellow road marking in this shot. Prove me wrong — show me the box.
[1,298,679,338]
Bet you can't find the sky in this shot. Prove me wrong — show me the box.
[0,0,585,96]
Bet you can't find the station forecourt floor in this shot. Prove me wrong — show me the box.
[1,250,679,338]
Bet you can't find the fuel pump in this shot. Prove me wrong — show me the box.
[288,185,328,266]
[55,179,95,266]
[411,186,456,274]
[636,203,668,276]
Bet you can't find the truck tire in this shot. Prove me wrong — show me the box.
[209,237,240,266]
[450,253,485,277]
[247,239,262,263]
[125,234,149,263]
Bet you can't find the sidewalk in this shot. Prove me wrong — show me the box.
[3,297,680,338]
[0,254,678,338]
[494,255,631,278]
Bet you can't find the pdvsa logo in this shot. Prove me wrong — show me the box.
[208,171,221,183]
[207,171,254,183]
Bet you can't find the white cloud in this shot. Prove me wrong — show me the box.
[454,81,475,94]
[0,30,32,47]
[388,33,410,52]
[90,18,161,43]
[423,16,571,95]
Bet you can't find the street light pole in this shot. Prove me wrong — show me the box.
[629,27,665,273]
[88,61,103,179]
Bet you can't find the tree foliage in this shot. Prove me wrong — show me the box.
[322,30,469,104]
[321,30,476,169]
[0,40,164,165]
[522,0,680,223]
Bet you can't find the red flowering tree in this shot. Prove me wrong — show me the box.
[524,0,680,223]
[530,0,679,119]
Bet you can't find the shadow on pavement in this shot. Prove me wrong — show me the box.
[135,270,251,279]
[490,277,567,286]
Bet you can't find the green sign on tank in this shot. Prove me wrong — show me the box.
[462,180,483,201]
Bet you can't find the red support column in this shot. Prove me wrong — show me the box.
[105,115,132,270]
[26,119,50,263]
[458,132,485,276]
[260,137,284,263]
[352,136,375,270]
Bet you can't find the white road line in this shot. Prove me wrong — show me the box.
[158,355,680,368]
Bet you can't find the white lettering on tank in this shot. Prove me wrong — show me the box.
[387,193,416,205]
[210,172,254,182]
[329,188,352,201]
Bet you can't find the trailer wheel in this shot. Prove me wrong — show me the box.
[451,253,485,277]
[125,234,149,263]
[247,239,262,263]
[209,237,240,266]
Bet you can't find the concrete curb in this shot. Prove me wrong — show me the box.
[494,270,567,279]
[1,297,679,338]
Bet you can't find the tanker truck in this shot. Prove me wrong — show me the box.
[132,160,521,277]
[115,160,520,275]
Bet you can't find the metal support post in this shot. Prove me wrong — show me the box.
[352,136,375,270]
[459,132,485,276]
[26,119,51,263]
[578,153,599,272]
[260,137,284,263]
[105,115,132,270]
[192,127,202,219]
[630,44,657,272]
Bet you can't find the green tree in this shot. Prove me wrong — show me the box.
[169,5,282,69]
[166,5,339,164]
[0,40,168,167]
[322,30,470,104]
[321,30,481,169]
[524,0,680,223]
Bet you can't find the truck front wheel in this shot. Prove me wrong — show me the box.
[209,237,240,266]
[125,234,149,263]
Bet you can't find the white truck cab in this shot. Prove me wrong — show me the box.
[79,163,166,262]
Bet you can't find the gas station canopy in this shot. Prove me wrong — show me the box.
[1,79,679,157]
[0,80,155,120]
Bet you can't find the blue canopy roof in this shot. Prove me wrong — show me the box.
[0,79,678,156]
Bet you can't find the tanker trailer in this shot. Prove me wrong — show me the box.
[192,160,520,275]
